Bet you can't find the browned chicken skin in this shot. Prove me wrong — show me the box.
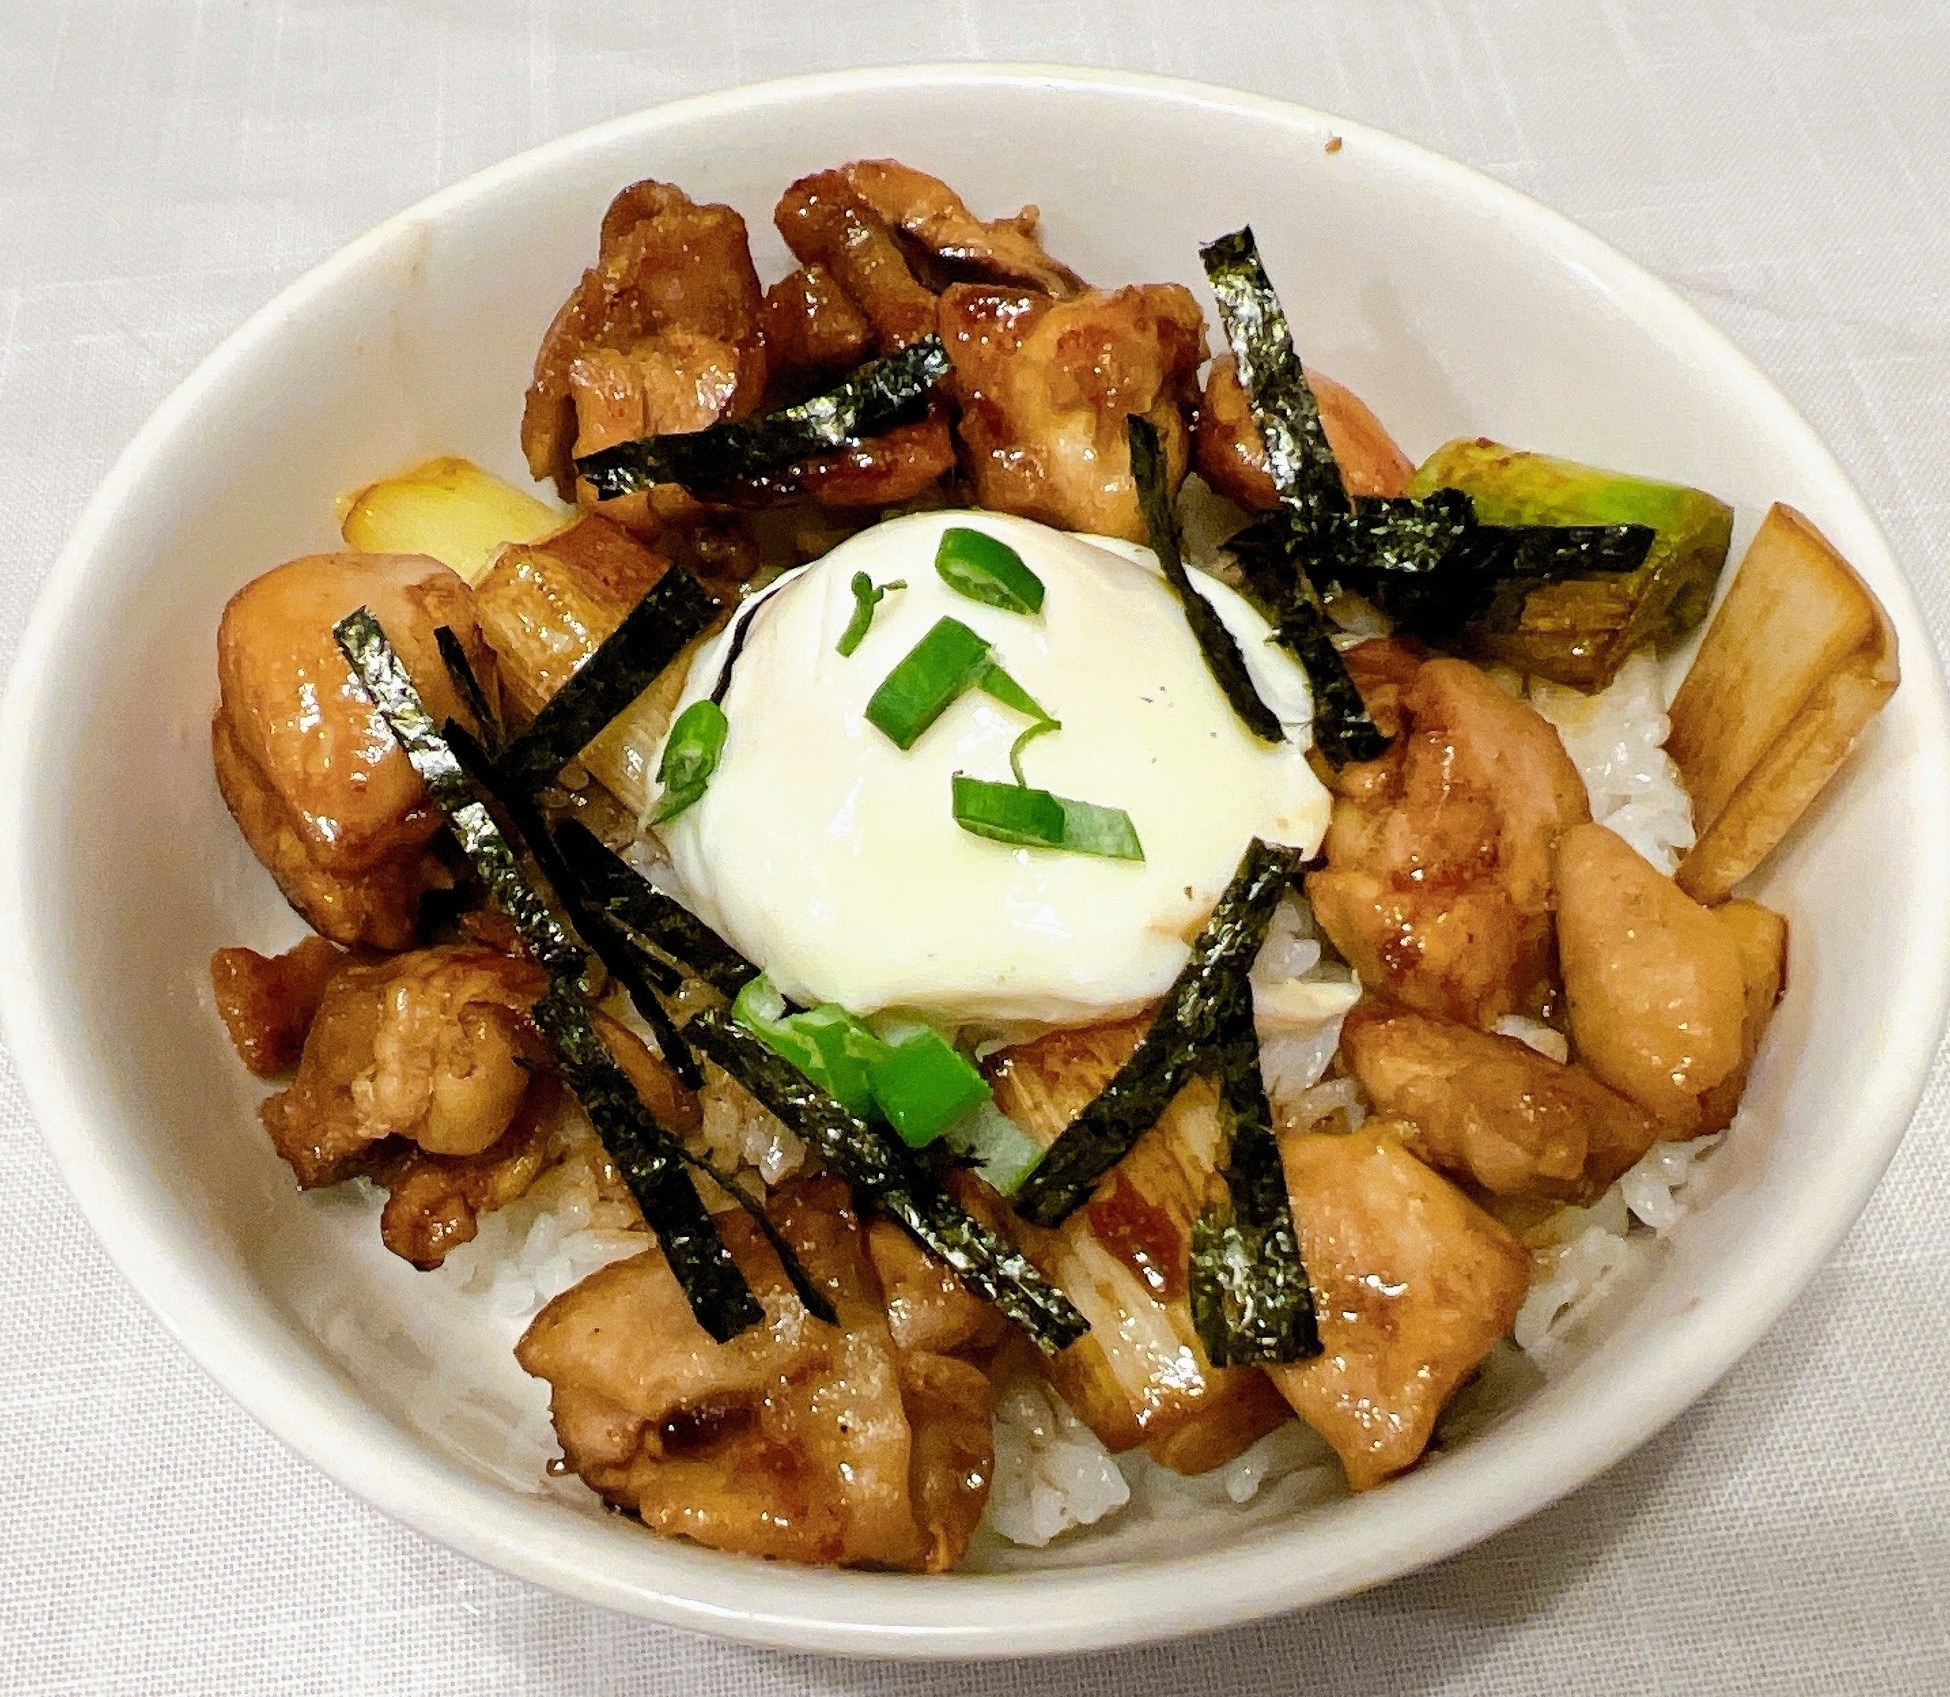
[516,1177,993,1572]
[210,935,361,1077]
[260,944,548,1188]
[836,159,1085,298]
[759,262,874,383]
[1269,1123,1530,1489]
[1308,648,1591,1027]
[1195,354,1416,508]
[939,281,1207,543]
[775,170,943,351]
[523,179,770,498]
[214,552,495,950]
[1341,1000,1661,1200]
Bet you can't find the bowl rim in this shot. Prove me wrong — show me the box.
[4,60,1948,1661]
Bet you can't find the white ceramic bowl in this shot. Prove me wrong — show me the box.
[3,64,1946,1660]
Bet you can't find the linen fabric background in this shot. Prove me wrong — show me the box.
[2,3,1946,1692]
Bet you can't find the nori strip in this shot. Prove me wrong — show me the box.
[1127,413,1284,744]
[334,609,763,1340]
[1013,838,1304,1226]
[435,625,501,753]
[576,337,954,500]
[688,1009,1090,1355]
[495,566,722,791]
[335,610,583,978]
[1188,988,1321,1366]
[552,819,760,1000]
[1200,228,1349,545]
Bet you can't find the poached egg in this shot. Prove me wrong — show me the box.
[658,511,1331,1025]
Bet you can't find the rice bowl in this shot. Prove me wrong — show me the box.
[1,65,1946,1656]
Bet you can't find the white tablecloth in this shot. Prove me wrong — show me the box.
[4,3,1947,1691]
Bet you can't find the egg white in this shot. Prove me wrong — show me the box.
[657,510,1331,1026]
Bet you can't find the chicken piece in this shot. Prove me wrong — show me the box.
[1340,1000,1660,1199]
[1696,899,1788,1133]
[939,281,1207,542]
[1194,354,1416,510]
[210,935,359,1077]
[1268,1124,1530,1490]
[1555,823,1749,1134]
[866,1217,1007,1358]
[593,1009,703,1137]
[523,179,769,497]
[1307,652,1591,1026]
[987,1015,1294,1472]
[260,944,547,1188]
[775,170,943,351]
[836,159,1085,298]
[375,1077,560,1269]
[214,552,495,950]
[516,1177,992,1572]
[759,262,874,384]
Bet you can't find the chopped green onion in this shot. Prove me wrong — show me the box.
[941,1100,1047,1196]
[865,616,993,749]
[651,699,728,824]
[976,661,1054,723]
[935,526,1046,614]
[951,774,1144,861]
[1007,717,1059,786]
[731,974,888,1120]
[836,572,905,657]
[868,1029,992,1148]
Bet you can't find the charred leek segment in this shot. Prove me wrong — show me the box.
[934,527,1046,615]
[1408,439,1732,688]
[950,775,1144,862]
[1128,414,1284,745]
[687,1008,1090,1354]
[1189,994,1321,1366]
[1200,227,1350,543]
[551,819,759,1000]
[332,609,764,1341]
[650,699,729,825]
[836,572,905,657]
[495,566,722,791]
[1013,838,1303,1226]
[575,337,954,500]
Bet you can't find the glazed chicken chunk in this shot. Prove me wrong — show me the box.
[260,943,547,1188]
[522,179,771,499]
[1308,647,1591,1027]
[516,1177,994,1572]
[1194,353,1416,508]
[1340,1000,1660,1200]
[1268,1123,1530,1489]
[939,280,1207,542]
[213,551,496,950]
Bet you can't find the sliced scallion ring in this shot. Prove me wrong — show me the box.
[935,526,1046,615]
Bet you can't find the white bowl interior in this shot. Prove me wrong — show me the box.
[4,66,1947,1657]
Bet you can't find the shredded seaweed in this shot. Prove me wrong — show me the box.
[334,609,763,1339]
[1013,838,1304,1226]
[495,567,722,791]
[1128,413,1284,744]
[576,337,954,500]
[1188,989,1321,1366]
[434,626,501,753]
[1200,228,1349,545]
[688,1009,1090,1354]
[551,819,759,999]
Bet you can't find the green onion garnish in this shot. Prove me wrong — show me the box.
[731,974,886,1121]
[975,661,1053,722]
[940,1100,1046,1196]
[951,773,1143,861]
[1007,717,1059,787]
[864,616,994,749]
[868,1028,992,1148]
[650,698,728,825]
[935,526,1046,615]
[836,572,905,657]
